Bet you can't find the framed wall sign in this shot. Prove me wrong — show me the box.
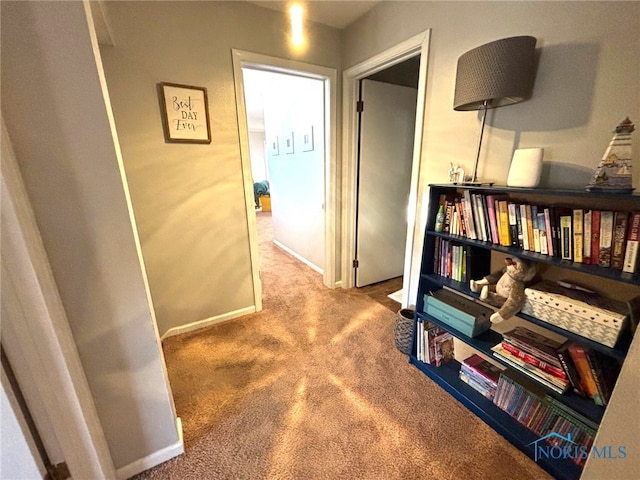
[159,82,211,144]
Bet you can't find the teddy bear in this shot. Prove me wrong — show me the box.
[470,257,537,323]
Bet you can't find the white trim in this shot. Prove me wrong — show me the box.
[160,307,256,340]
[273,239,323,274]
[341,30,431,309]
[231,49,338,304]
[116,418,184,480]
[1,118,117,479]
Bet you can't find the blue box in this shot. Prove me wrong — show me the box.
[424,291,492,337]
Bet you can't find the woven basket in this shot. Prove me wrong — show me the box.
[394,308,415,355]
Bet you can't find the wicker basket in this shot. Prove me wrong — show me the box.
[394,308,415,354]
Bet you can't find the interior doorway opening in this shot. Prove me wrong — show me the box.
[232,50,338,312]
[341,30,431,309]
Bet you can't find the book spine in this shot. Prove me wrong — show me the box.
[473,194,488,242]
[611,211,629,270]
[531,205,541,253]
[515,205,524,249]
[599,211,614,268]
[585,350,608,407]
[481,195,492,242]
[557,347,586,397]
[591,210,601,265]
[525,205,535,252]
[544,207,554,257]
[486,195,500,244]
[498,200,511,247]
[537,213,548,255]
[462,191,477,240]
[520,204,530,251]
[508,203,518,248]
[560,214,573,260]
[583,210,592,264]
[573,209,584,263]
[623,211,640,273]
[568,345,602,405]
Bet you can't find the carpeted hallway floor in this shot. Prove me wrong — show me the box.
[133,212,551,480]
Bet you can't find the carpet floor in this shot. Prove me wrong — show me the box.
[133,212,551,480]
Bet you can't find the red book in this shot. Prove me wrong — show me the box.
[591,210,601,266]
[623,212,640,273]
[568,345,602,405]
[501,342,567,380]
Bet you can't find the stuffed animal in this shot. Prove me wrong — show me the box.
[470,257,537,323]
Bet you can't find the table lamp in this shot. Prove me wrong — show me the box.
[453,35,537,185]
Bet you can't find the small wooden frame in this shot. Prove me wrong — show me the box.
[159,82,211,144]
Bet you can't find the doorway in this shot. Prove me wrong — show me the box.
[232,50,338,312]
[242,68,325,274]
[341,30,431,308]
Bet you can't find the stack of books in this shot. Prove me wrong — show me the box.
[491,326,569,394]
[459,354,503,400]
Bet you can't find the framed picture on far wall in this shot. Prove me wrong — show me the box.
[301,126,314,152]
[284,131,294,154]
[269,136,279,156]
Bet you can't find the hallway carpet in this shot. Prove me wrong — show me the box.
[133,212,551,480]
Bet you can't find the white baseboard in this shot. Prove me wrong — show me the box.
[160,306,255,340]
[273,239,323,274]
[116,417,184,479]
[334,280,343,288]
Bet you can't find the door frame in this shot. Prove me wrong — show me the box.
[1,118,116,479]
[232,49,339,311]
[341,30,431,307]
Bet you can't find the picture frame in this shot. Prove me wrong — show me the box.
[284,131,294,154]
[159,82,211,144]
[269,136,280,156]
[301,126,314,152]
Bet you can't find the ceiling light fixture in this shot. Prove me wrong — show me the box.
[290,4,304,47]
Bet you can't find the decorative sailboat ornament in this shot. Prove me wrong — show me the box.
[586,117,635,193]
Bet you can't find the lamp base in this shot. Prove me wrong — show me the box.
[452,181,495,186]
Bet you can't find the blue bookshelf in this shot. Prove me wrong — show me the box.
[411,184,640,480]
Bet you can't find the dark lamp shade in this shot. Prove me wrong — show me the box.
[453,36,537,111]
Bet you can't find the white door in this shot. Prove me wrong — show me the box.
[355,79,417,287]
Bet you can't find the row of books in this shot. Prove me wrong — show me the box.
[415,318,454,367]
[459,352,598,467]
[490,326,620,407]
[493,370,598,466]
[432,238,468,283]
[436,192,640,273]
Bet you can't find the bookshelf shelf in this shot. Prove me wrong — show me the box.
[428,230,640,285]
[408,355,583,480]
[415,310,605,424]
[412,184,640,480]
[419,273,630,361]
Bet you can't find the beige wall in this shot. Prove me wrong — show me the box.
[343,2,640,478]
[1,1,179,471]
[99,1,341,335]
[344,1,639,190]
